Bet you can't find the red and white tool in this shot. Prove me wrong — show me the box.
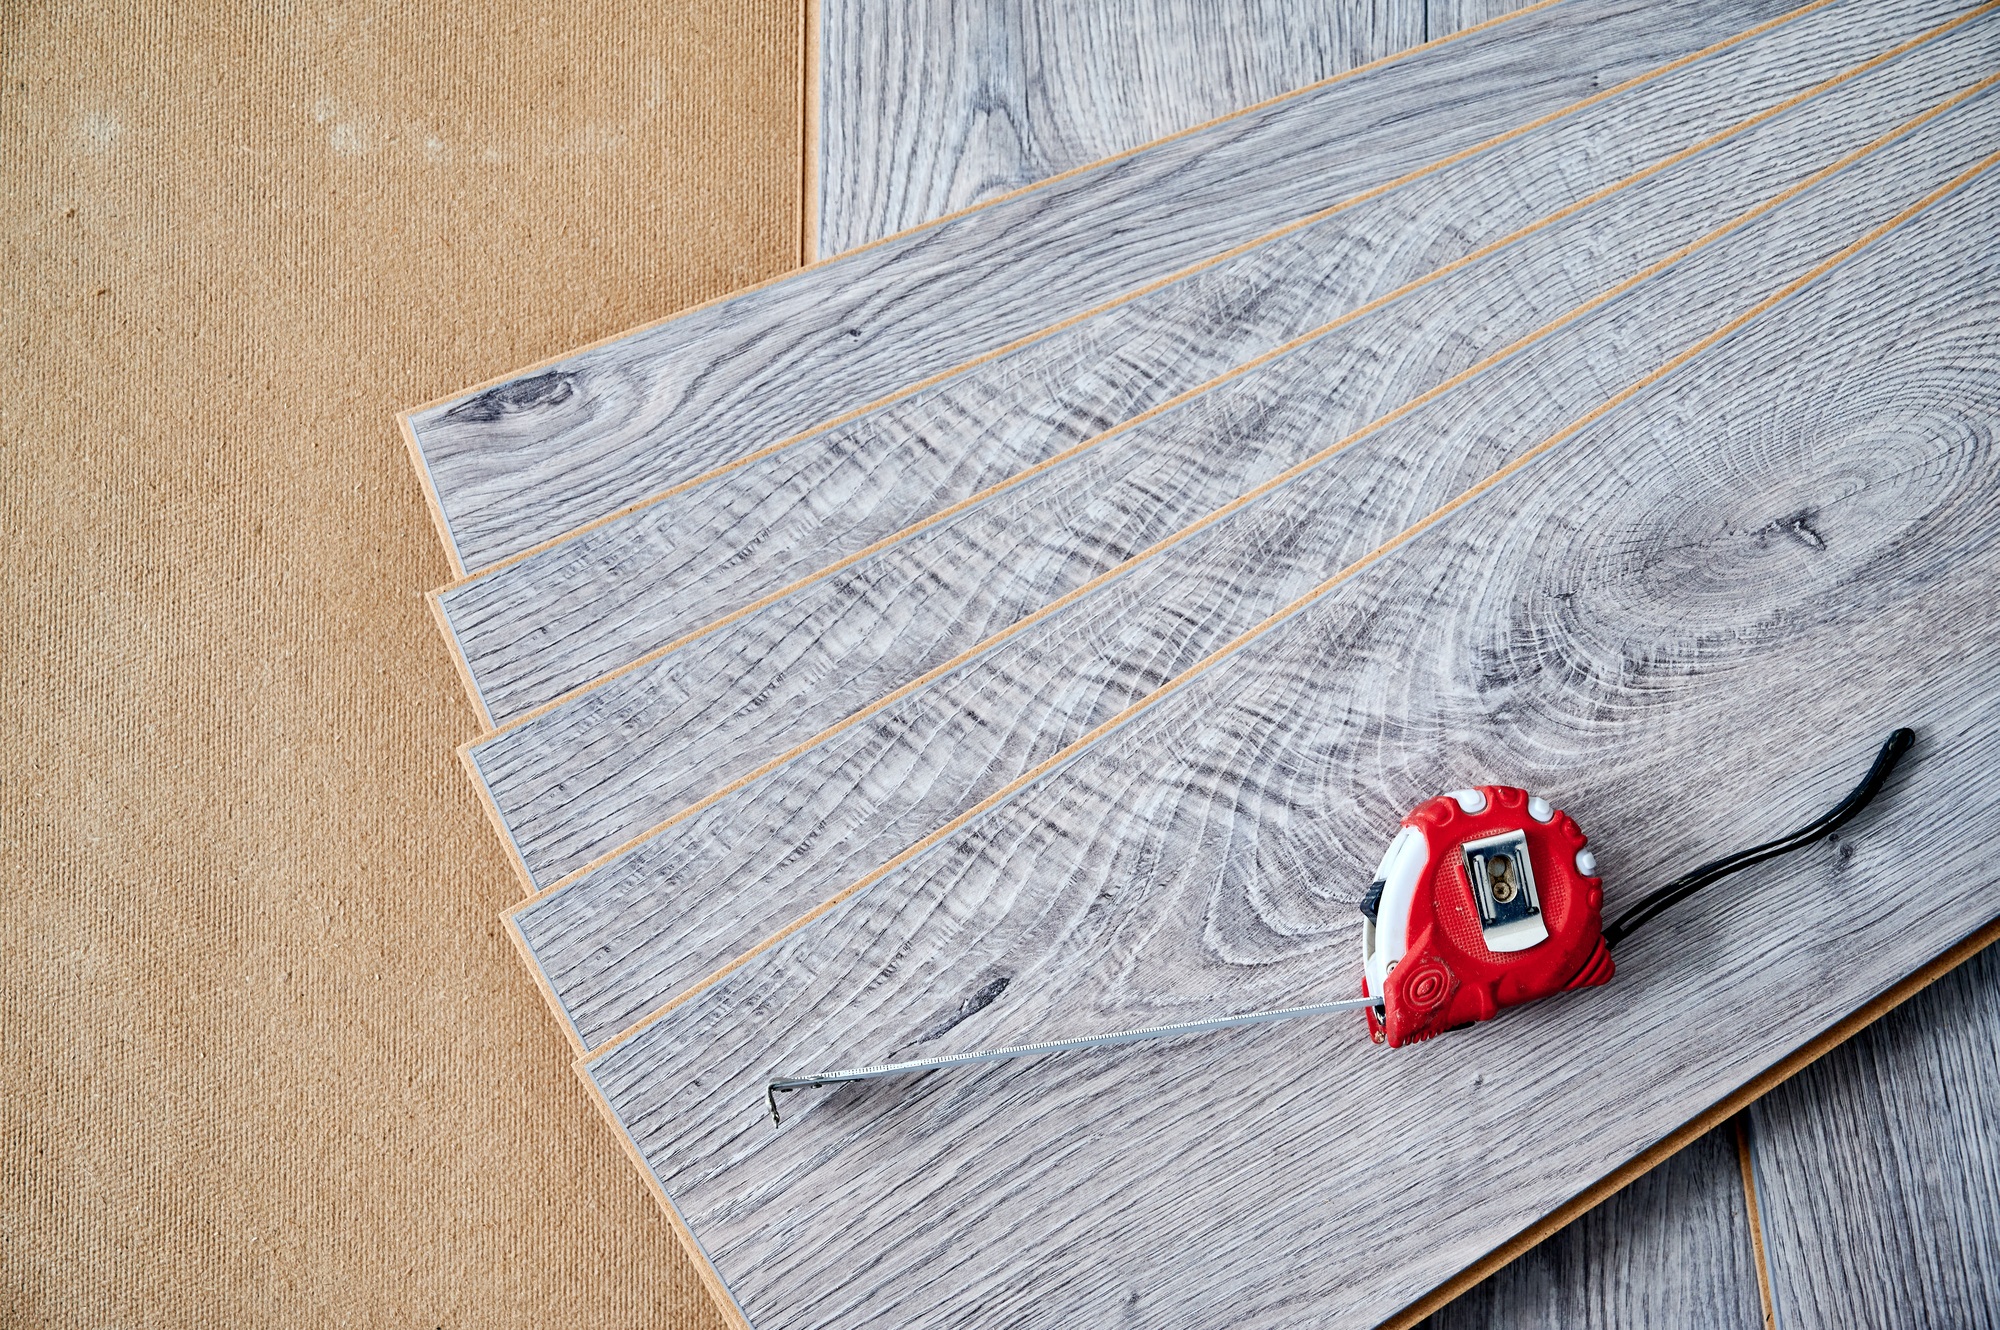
[1359,784,1613,1048]
[767,728,1913,1123]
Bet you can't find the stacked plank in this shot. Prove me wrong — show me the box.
[402,1,2000,1325]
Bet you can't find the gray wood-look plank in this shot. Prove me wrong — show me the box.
[406,0,1810,576]
[1426,1125,1765,1330]
[584,169,2000,1329]
[437,0,1956,733]
[813,3,1574,258]
[1746,940,2000,1329]
[472,9,1987,893]
[814,0,1427,258]
[508,77,2000,1053]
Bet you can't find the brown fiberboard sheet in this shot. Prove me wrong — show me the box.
[0,2,798,1325]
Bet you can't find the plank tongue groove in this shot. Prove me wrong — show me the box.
[431,0,1973,729]
[582,166,2000,1330]
[506,78,2000,1054]
[405,0,1811,575]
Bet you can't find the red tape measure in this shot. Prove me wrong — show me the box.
[1361,786,1612,1047]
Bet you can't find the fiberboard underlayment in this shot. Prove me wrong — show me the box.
[582,160,2000,1328]
[404,0,1801,576]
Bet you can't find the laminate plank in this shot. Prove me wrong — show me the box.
[1745,939,2000,1328]
[814,0,1427,258]
[508,75,2000,1052]
[1426,1125,1764,1330]
[405,0,1809,576]
[438,0,1950,730]
[585,166,2000,1329]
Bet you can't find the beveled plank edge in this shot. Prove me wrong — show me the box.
[1732,1116,1781,1330]
[457,731,539,897]
[393,0,1576,579]
[424,585,496,732]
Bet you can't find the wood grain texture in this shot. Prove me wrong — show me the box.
[1745,939,2000,1328]
[814,0,1426,257]
[584,163,2000,1330]
[508,74,2000,1052]
[436,0,1956,732]
[405,0,1811,576]
[471,7,1989,893]
[1426,1125,1765,1329]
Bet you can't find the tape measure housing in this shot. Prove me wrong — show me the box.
[1361,785,1612,1047]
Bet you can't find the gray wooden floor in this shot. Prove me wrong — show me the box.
[814,0,1606,258]
[752,0,1999,1321]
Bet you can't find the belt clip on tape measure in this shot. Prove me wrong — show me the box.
[1358,727,1915,1048]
